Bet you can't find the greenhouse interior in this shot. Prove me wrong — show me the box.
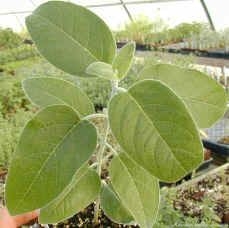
[0,0,228,227]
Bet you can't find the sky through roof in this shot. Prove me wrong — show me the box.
[0,0,228,32]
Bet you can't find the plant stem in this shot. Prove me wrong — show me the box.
[105,142,118,155]
[93,119,109,224]
[111,80,119,97]
[97,122,110,176]
[102,143,119,165]
[83,113,106,121]
[93,80,119,225]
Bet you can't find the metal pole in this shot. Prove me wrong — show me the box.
[199,0,215,31]
[29,0,36,7]
[120,0,134,22]
[86,0,191,8]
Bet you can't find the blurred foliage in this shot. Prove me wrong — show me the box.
[169,22,207,41]
[115,15,168,45]
[0,73,32,117]
[115,15,167,44]
[185,27,229,50]
[147,22,208,46]
[0,59,36,169]
[0,56,39,74]
[0,28,22,50]
[0,110,33,169]
[115,16,208,46]
[0,45,38,65]
[114,17,229,50]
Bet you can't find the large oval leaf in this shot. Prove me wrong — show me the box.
[39,165,101,224]
[113,42,136,79]
[139,64,227,128]
[26,1,116,76]
[100,183,134,225]
[108,80,203,182]
[109,153,160,228]
[5,105,97,215]
[23,77,94,117]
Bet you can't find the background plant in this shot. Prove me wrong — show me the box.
[5,2,227,228]
[0,110,33,169]
[0,73,32,117]
[115,18,210,47]
[0,28,22,50]
[0,45,38,65]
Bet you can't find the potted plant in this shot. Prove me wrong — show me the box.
[4,1,227,227]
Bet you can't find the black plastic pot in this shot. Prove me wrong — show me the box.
[117,41,229,59]
[202,139,229,165]
[202,139,229,156]
[169,47,229,59]
[117,42,151,51]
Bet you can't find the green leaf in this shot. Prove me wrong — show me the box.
[26,1,116,76]
[100,183,134,225]
[5,105,97,215]
[86,61,117,80]
[39,165,101,224]
[23,77,94,117]
[109,153,159,228]
[139,64,227,128]
[113,42,136,79]
[108,79,203,182]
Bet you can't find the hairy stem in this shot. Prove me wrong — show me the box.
[93,80,119,224]
[97,121,110,176]
[111,80,119,97]
[83,113,107,121]
[102,143,119,165]
[106,142,118,155]
[93,118,109,224]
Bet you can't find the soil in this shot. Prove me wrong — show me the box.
[174,165,229,224]
[46,204,138,228]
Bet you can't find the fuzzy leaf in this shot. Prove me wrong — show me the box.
[39,165,101,224]
[6,105,97,215]
[86,62,117,80]
[139,64,227,128]
[100,183,134,224]
[109,153,159,228]
[26,1,116,76]
[108,80,203,182]
[113,42,135,79]
[23,77,94,117]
